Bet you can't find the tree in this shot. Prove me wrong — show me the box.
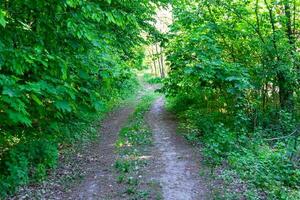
[0,0,168,196]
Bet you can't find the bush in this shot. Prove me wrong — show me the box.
[203,124,238,164]
[143,73,162,84]
[229,143,300,199]
[166,93,300,198]
[0,139,59,194]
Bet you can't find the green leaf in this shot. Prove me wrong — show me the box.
[66,0,78,8]
[0,10,7,27]
[93,100,105,111]
[2,87,15,97]
[31,94,43,106]
[49,121,59,131]
[184,67,194,74]
[61,63,68,80]
[7,109,32,126]
[105,12,116,24]
[54,100,72,112]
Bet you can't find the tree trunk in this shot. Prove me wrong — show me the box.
[155,44,163,78]
[151,48,157,76]
[280,0,294,110]
[160,46,165,78]
[264,0,294,110]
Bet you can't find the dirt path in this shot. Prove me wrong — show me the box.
[9,82,212,200]
[63,105,136,200]
[64,95,211,200]
[146,97,210,200]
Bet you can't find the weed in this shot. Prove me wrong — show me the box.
[114,92,157,199]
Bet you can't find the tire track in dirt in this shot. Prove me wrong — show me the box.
[146,97,210,200]
[63,105,136,200]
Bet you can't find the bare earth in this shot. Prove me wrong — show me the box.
[62,95,211,200]
[61,95,211,199]
[146,97,210,200]
[63,105,136,200]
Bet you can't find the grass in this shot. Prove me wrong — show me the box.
[114,92,161,199]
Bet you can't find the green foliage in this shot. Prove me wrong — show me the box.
[168,93,300,198]
[163,0,300,197]
[143,73,163,84]
[228,144,300,199]
[203,124,238,164]
[0,139,58,196]
[0,0,167,197]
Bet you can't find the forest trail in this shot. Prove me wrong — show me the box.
[146,97,210,200]
[64,89,210,199]
[62,105,136,199]
[3,1,299,199]
[42,83,210,200]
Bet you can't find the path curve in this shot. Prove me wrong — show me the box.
[146,97,210,200]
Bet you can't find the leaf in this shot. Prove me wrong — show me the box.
[225,76,241,82]
[54,100,72,112]
[31,94,43,106]
[2,87,15,97]
[184,67,194,74]
[61,63,68,80]
[66,0,78,8]
[7,109,32,126]
[49,121,59,131]
[105,12,116,24]
[0,10,7,27]
[93,100,105,111]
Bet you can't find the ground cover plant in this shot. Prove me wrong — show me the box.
[115,92,159,199]
[162,0,300,199]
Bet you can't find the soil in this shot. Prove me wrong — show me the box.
[146,97,211,200]
[62,105,136,200]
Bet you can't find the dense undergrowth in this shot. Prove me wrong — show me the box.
[143,73,163,84]
[167,97,300,199]
[115,92,159,199]
[162,0,300,199]
[0,0,168,197]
